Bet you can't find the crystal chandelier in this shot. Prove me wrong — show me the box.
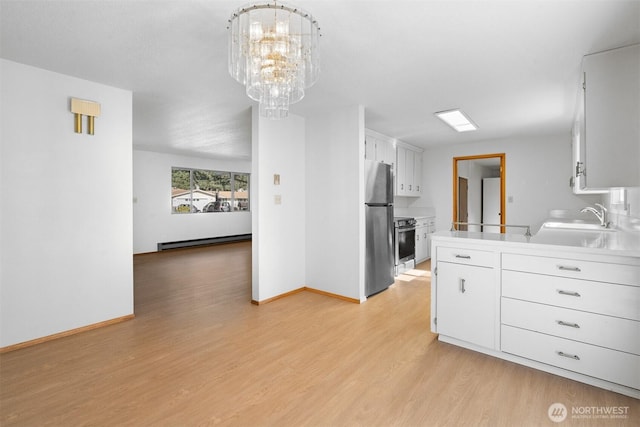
[228,1,320,119]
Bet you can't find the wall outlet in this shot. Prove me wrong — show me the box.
[274,195,281,205]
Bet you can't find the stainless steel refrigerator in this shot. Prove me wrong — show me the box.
[365,160,395,296]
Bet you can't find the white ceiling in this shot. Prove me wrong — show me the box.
[2,0,639,160]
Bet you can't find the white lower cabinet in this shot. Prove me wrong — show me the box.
[502,253,640,286]
[500,252,640,394]
[434,245,498,350]
[415,216,435,263]
[502,325,640,390]
[415,224,428,263]
[437,262,496,349]
[431,236,640,398]
[437,246,496,266]
[502,270,640,320]
[502,298,640,355]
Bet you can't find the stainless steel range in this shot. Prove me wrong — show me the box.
[394,217,417,273]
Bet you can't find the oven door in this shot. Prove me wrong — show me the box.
[395,226,416,265]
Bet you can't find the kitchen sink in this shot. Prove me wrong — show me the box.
[540,219,616,232]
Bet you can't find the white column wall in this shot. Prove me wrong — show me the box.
[132,150,251,254]
[305,106,365,301]
[251,108,306,302]
[0,60,133,347]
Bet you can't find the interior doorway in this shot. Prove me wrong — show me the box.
[452,153,506,233]
[458,177,468,231]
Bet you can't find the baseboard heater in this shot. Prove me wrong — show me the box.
[157,234,252,251]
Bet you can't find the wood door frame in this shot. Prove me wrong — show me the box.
[452,153,506,233]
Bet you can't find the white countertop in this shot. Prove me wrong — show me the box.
[431,228,640,258]
[394,207,435,219]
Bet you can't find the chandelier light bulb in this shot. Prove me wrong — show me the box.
[228,1,321,119]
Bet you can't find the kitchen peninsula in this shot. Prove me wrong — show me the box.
[430,226,640,398]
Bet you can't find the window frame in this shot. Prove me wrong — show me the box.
[171,167,250,214]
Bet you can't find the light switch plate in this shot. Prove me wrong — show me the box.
[274,195,282,205]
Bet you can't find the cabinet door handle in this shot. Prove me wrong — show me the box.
[455,254,471,259]
[557,351,580,361]
[558,265,581,272]
[557,320,580,328]
[459,278,466,293]
[557,290,581,297]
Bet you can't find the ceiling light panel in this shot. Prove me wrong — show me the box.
[435,109,478,132]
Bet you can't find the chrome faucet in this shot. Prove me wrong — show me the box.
[581,203,609,227]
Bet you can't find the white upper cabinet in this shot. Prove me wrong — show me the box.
[579,44,640,189]
[396,142,423,197]
[364,133,376,161]
[413,151,423,195]
[365,129,395,168]
[404,147,415,194]
[365,130,423,197]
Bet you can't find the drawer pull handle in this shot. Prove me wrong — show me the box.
[557,320,580,329]
[557,290,581,297]
[455,255,471,259]
[558,265,581,272]
[459,278,466,293]
[557,351,580,361]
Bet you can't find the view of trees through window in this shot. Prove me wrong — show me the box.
[171,168,250,214]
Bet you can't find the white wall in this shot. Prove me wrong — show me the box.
[306,106,365,301]
[250,105,365,303]
[132,150,251,254]
[421,134,602,234]
[606,186,640,229]
[251,109,306,302]
[0,60,133,347]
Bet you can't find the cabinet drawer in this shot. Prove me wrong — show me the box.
[501,325,640,390]
[502,253,640,286]
[502,270,640,321]
[502,298,640,355]
[436,262,496,349]
[437,246,496,267]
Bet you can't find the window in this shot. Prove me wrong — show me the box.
[171,168,250,214]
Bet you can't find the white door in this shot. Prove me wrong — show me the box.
[482,177,500,232]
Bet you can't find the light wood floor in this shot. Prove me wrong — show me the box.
[1,241,638,426]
